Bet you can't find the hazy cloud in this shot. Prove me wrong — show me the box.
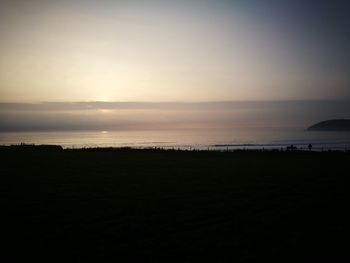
[1,101,349,131]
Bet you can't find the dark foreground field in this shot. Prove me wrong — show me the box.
[1,146,349,262]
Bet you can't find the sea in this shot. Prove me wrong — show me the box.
[1,128,350,151]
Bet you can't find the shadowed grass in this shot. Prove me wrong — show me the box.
[1,146,348,262]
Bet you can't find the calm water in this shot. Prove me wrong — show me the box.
[1,128,350,150]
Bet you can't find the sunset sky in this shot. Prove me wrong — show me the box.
[1,0,350,103]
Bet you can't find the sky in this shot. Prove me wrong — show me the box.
[1,0,350,103]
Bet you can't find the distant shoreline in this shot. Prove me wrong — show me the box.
[1,144,350,152]
[308,119,350,131]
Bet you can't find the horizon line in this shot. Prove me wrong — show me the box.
[1,99,350,104]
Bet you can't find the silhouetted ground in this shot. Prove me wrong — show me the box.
[0,146,348,262]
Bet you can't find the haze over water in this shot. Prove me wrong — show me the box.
[2,129,350,151]
[1,101,349,150]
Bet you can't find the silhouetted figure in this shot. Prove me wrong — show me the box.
[308,144,312,151]
[286,145,297,151]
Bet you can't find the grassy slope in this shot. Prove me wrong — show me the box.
[1,148,349,262]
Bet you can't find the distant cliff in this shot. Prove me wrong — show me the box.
[307,119,350,131]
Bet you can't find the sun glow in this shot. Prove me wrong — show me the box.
[98,109,111,114]
[0,0,348,103]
